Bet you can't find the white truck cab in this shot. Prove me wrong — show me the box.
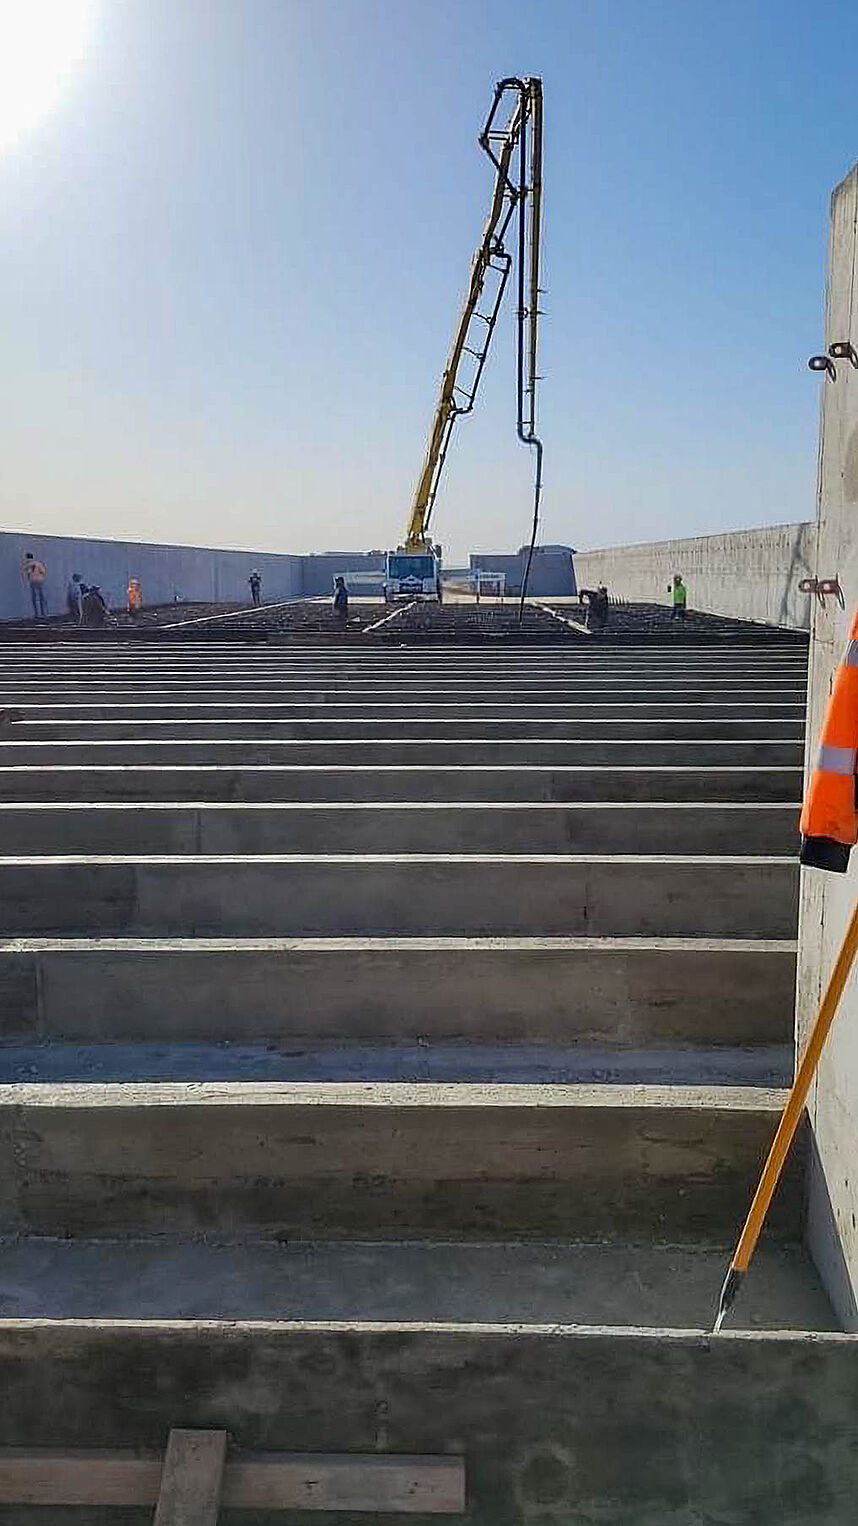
[384,551,442,603]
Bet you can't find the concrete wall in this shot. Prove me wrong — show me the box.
[470,547,577,597]
[797,163,858,1330]
[0,530,386,619]
[299,552,386,597]
[574,523,815,630]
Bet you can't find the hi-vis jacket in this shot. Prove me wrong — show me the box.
[801,607,858,872]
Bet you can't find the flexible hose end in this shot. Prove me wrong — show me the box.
[713,1266,744,1333]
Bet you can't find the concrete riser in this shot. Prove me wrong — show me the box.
[0,941,796,1047]
[0,765,804,803]
[0,857,798,936]
[0,803,801,855]
[0,1085,804,1241]
[0,739,804,766]
[0,1321,851,1526]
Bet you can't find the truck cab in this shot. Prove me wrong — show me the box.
[384,550,442,603]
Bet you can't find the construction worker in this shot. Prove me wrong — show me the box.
[22,552,48,620]
[593,583,609,632]
[333,575,349,623]
[248,570,262,606]
[669,573,687,621]
[127,578,143,617]
[579,586,609,633]
[66,573,84,623]
[81,585,110,627]
[800,606,858,872]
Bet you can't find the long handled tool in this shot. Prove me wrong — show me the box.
[714,886,858,1332]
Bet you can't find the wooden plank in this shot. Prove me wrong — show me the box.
[223,1454,466,1514]
[0,1452,161,1506]
[0,1449,465,1514]
[153,1430,227,1526]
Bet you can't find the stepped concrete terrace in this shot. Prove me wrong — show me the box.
[0,623,855,1524]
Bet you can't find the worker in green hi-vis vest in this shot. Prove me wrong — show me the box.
[669,573,687,621]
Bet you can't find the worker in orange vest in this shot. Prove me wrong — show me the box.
[127,578,143,617]
[800,607,858,872]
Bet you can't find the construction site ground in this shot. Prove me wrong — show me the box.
[0,594,808,644]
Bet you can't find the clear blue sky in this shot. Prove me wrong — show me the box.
[0,0,855,560]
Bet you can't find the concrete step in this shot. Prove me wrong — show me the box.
[0,1317,853,1526]
[0,701,806,726]
[0,763,803,802]
[3,699,808,721]
[0,738,804,766]
[0,855,797,936]
[0,1079,804,1242]
[0,935,796,1046]
[4,717,806,742]
[0,682,809,704]
[0,675,809,695]
[0,802,800,856]
[0,1235,832,1328]
[0,648,808,667]
[0,680,809,702]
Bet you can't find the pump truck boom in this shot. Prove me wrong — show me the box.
[384,76,544,605]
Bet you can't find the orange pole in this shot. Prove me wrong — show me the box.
[714,887,858,1330]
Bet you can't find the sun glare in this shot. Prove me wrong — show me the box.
[0,0,97,152]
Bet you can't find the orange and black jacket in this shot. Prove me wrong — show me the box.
[801,608,858,872]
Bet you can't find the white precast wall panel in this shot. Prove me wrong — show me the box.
[575,522,815,631]
[0,530,303,619]
[797,162,858,1329]
[0,534,390,620]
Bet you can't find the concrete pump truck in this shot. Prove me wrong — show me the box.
[384,76,544,607]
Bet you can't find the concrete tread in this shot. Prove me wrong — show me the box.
[0,1080,790,1108]
[0,762,804,773]
[0,852,799,864]
[0,1041,794,1086]
[0,1238,835,1330]
[0,800,799,811]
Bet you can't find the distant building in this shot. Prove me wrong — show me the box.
[470,545,576,597]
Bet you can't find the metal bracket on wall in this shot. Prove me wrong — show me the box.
[829,340,858,369]
[799,575,845,609]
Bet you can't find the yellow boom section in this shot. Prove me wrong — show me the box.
[403,78,542,552]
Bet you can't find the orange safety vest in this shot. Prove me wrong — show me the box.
[800,607,858,872]
[128,581,142,611]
